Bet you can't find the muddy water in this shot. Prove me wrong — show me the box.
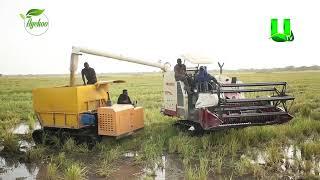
[0,153,184,180]
[2,123,186,179]
[0,156,41,179]
[0,145,311,180]
[0,123,317,179]
[106,154,185,180]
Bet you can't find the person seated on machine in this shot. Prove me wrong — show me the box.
[174,58,191,93]
[195,66,219,92]
[117,89,132,104]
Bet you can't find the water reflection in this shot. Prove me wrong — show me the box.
[12,122,41,135]
[1,141,319,179]
[0,157,40,179]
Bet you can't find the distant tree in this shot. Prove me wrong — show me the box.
[284,66,294,70]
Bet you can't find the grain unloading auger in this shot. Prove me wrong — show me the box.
[32,47,295,144]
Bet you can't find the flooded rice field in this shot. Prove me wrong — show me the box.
[0,144,313,179]
[1,122,319,180]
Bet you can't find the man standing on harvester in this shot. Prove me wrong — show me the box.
[81,62,97,85]
[174,58,190,92]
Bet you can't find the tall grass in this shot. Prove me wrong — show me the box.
[301,141,320,160]
[52,152,70,169]
[96,159,115,177]
[199,157,209,180]
[234,156,265,178]
[62,138,77,153]
[45,162,59,180]
[265,141,283,166]
[25,146,46,162]
[63,162,87,180]
[184,157,209,180]
[212,152,224,174]
[2,132,20,153]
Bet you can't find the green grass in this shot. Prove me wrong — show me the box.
[63,162,87,180]
[62,138,77,153]
[1,71,320,178]
[184,157,209,180]
[301,141,320,160]
[235,156,265,178]
[52,152,70,169]
[24,145,46,162]
[45,162,59,180]
[96,158,116,177]
[1,132,20,153]
[265,141,283,166]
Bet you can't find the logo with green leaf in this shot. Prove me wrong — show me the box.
[270,18,294,42]
[19,9,49,36]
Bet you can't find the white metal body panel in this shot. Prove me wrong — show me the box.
[195,93,219,108]
[163,71,177,112]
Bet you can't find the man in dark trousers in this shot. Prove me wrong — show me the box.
[81,62,97,85]
[174,58,190,92]
[117,89,132,104]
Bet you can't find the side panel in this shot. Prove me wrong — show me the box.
[98,107,116,136]
[33,84,108,129]
[33,87,78,113]
[39,113,53,126]
[37,112,79,128]
[133,107,144,130]
[77,85,108,112]
[66,114,79,128]
[55,114,66,127]
[176,81,188,119]
[163,71,177,115]
[116,109,132,135]
[98,105,143,137]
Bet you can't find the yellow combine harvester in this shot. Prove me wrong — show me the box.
[32,81,144,144]
[31,46,164,144]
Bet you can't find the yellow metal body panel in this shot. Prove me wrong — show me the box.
[133,107,144,130]
[33,83,108,129]
[98,104,144,136]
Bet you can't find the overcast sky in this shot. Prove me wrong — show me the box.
[0,0,319,75]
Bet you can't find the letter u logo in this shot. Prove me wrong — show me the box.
[271,19,294,42]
